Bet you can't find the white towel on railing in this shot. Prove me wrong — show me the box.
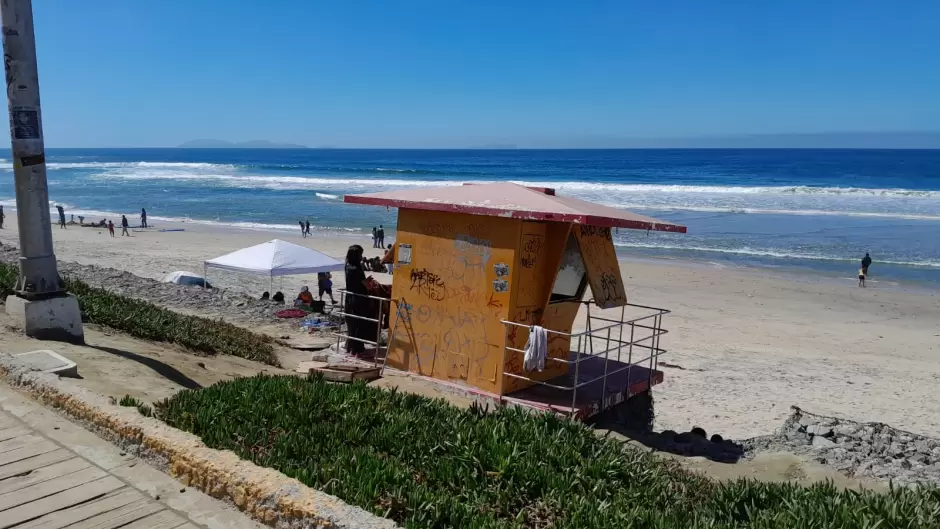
[523,325,548,373]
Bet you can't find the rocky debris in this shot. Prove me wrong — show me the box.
[744,406,940,487]
[0,246,293,330]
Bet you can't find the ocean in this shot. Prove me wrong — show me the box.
[2,148,938,287]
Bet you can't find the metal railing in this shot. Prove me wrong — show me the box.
[330,289,393,367]
[500,301,669,417]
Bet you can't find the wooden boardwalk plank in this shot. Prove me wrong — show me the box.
[0,458,89,495]
[0,435,46,455]
[60,499,163,529]
[0,450,74,481]
[0,476,125,528]
[16,489,149,529]
[0,465,108,511]
[0,441,59,466]
[116,509,187,529]
[0,427,32,443]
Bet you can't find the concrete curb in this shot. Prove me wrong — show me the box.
[0,353,398,529]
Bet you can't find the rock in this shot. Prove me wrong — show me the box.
[691,427,707,439]
[889,442,906,457]
[911,454,930,465]
[854,460,875,477]
[674,432,694,444]
[806,425,833,437]
[899,459,913,470]
[812,436,836,449]
[710,434,724,443]
[834,424,857,437]
[799,416,817,428]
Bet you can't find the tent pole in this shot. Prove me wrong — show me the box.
[269,274,273,295]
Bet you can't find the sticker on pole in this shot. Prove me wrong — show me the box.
[12,109,41,140]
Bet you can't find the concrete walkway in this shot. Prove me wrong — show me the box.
[0,384,266,529]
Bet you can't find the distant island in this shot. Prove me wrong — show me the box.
[469,143,518,149]
[177,139,308,149]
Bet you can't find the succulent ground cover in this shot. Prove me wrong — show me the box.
[0,262,279,366]
[155,374,940,528]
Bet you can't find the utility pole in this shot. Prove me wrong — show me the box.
[1,0,82,343]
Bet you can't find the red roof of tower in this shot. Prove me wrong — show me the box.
[344,182,686,233]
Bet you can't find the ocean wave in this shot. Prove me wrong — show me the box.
[0,200,365,235]
[0,161,239,170]
[519,182,940,198]
[90,171,940,198]
[615,241,940,268]
[91,172,449,188]
[607,203,940,221]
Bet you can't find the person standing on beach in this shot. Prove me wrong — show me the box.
[56,205,66,229]
[372,226,378,248]
[377,225,385,247]
[299,220,306,238]
[305,220,311,237]
[120,215,130,236]
[141,208,148,228]
[107,219,115,237]
[858,267,867,288]
[861,252,872,275]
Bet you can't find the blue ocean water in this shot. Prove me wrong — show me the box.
[1,148,938,286]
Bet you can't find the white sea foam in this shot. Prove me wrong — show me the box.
[614,241,940,268]
[603,203,940,221]
[0,161,238,171]
[315,192,340,200]
[89,171,940,197]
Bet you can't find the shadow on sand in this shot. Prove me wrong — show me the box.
[591,391,745,464]
[88,344,203,391]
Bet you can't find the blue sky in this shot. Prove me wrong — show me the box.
[33,0,940,148]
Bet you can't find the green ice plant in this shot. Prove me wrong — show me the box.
[155,374,940,528]
[0,262,279,366]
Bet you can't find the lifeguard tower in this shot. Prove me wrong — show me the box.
[342,182,686,419]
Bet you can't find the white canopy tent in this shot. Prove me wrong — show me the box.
[204,239,344,292]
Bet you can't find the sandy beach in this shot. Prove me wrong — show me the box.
[1,215,938,440]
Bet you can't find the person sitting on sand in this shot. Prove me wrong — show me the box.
[272,291,285,304]
[296,286,315,306]
[260,291,270,301]
[107,220,115,237]
[858,267,867,288]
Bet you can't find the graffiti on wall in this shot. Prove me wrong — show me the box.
[574,225,627,308]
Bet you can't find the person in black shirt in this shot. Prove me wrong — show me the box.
[344,244,370,355]
[861,252,872,275]
[120,215,130,236]
[377,225,385,247]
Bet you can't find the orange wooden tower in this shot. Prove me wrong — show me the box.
[345,183,686,417]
